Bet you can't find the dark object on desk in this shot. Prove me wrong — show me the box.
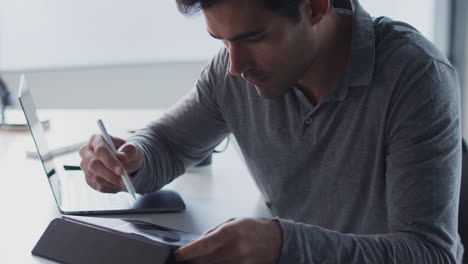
[133,190,186,211]
[460,138,468,263]
[0,75,38,131]
[0,76,13,124]
[63,165,82,170]
[1,75,33,130]
[61,189,186,216]
[32,217,178,264]
[195,136,230,167]
[196,153,213,167]
[1,75,49,131]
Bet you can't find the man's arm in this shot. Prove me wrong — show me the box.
[175,60,463,264]
[78,50,231,195]
[276,60,463,263]
[128,55,231,193]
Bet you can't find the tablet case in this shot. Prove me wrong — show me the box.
[32,217,178,264]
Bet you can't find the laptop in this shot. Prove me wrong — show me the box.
[18,75,186,215]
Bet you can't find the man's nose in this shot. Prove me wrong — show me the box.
[227,42,251,76]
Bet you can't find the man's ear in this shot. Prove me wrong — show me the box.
[304,0,331,25]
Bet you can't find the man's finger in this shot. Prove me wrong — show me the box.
[83,164,123,189]
[202,218,236,236]
[175,227,227,261]
[117,143,138,162]
[79,144,95,161]
[184,244,234,264]
[93,173,123,189]
[88,158,124,187]
[85,172,121,193]
[93,137,125,175]
[111,135,126,148]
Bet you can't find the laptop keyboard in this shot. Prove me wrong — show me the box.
[59,171,134,212]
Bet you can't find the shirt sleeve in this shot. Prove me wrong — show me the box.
[276,60,463,263]
[127,52,231,193]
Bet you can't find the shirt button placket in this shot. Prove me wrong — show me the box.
[301,115,314,138]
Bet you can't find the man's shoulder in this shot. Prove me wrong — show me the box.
[370,16,457,95]
[370,17,459,114]
[372,16,453,70]
[208,47,229,69]
[205,48,231,79]
[202,48,241,85]
[196,47,258,108]
[201,48,254,100]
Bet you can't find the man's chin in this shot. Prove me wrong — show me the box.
[255,85,290,99]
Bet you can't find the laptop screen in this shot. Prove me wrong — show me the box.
[18,76,64,207]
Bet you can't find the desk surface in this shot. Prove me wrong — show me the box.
[0,109,270,263]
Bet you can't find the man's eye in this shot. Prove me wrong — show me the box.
[246,35,264,42]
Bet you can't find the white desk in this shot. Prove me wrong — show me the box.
[0,109,271,263]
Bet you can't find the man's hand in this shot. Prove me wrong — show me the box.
[79,134,143,193]
[175,218,282,264]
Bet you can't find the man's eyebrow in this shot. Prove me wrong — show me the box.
[208,29,264,41]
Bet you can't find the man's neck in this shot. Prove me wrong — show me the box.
[297,8,353,105]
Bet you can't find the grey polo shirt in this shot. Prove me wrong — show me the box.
[129,0,463,262]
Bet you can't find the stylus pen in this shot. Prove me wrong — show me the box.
[97,119,137,200]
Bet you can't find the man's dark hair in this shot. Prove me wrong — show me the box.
[175,0,304,22]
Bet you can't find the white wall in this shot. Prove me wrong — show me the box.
[0,0,449,71]
[1,62,207,109]
[360,0,435,38]
[0,0,221,71]
[0,0,454,110]
[360,0,450,55]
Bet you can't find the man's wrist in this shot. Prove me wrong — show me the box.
[269,218,283,264]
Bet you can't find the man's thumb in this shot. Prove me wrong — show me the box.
[117,143,137,161]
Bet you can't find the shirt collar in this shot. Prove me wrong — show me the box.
[323,0,376,104]
[345,0,376,87]
[292,0,376,105]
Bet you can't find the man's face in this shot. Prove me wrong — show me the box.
[204,0,318,98]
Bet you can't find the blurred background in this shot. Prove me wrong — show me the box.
[0,0,467,135]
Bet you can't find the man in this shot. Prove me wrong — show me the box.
[79,0,464,262]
